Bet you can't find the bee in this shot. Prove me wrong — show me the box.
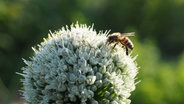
[106,32,135,55]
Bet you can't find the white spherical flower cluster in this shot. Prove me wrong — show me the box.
[19,23,139,104]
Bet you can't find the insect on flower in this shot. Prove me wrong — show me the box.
[107,32,135,55]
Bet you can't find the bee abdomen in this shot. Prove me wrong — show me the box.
[127,41,134,50]
[122,38,134,50]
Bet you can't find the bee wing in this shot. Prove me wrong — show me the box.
[122,32,135,37]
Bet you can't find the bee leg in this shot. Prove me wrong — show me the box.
[106,41,110,45]
[106,40,112,45]
[125,46,129,55]
[112,43,117,49]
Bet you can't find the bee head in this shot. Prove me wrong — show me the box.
[107,34,119,44]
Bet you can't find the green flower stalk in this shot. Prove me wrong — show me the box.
[19,23,139,104]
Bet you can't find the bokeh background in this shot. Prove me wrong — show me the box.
[1,0,184,104]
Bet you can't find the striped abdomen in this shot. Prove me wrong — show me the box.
[120,36,134,50]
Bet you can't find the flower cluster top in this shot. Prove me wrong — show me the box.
[20,23,138,104]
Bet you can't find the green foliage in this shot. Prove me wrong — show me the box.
[131,39,184,104]
[1,0,184,103]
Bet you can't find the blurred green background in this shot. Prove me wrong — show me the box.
[1,0,184,103]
